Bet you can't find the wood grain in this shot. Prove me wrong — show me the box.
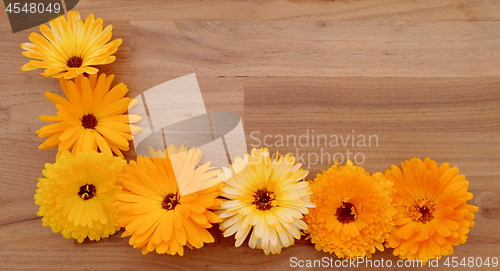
[0,0,499,270]
[130,20,500,77]
[68,0,500,21]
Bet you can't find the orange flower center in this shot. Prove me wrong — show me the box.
[162,193,179,211]
[408,198,435,223]
[67,56,83,68]
[78,184,97,200]
[253,189,275,211]
[335,201,358,224]
[81,114,98,129]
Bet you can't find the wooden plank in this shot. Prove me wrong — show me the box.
[3,0,497,35]
[131,20,500,77]
[73,0,500,21]
[243,76,500,175]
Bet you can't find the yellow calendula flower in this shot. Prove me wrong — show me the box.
[385,158,478,263]
[21,11,122,79]
[114,145,223,256]
[219,148,314,255]
[37,73,141,158]
[34,151,126,243]
[305,160,396,258]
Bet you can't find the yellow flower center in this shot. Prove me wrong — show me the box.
[78,184,97,200]
[67,56,83,68]
[408,198,435,223]
[253,189,275,211]
[81,114,98,129]
[335,201,358,224]
[162,193,179,211]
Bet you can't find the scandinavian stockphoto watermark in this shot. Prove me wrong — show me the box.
[290,256,424,268]
[290,256,499,269]
[248,129,379,168]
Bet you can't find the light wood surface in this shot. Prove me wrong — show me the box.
[1,1,499,270]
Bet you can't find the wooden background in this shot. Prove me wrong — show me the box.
[1,0,499,270]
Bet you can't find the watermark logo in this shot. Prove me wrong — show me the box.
[3,0,79,33]
[128,74,247,195]
[290,256,424,269]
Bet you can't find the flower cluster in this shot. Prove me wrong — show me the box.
[27,11,142,245]
[304,158,477,263]
[27,11,225,255]
[24,10,478,261]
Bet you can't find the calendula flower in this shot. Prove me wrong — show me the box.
[114,145,223,256]
[146,145,187,159]
[218,153,249,181]
[219,148,314,255]
[34,151,125,243]
[21,11,122,79]
[37,73,141,158]
[385,158,478,263]
[305,160,396,258]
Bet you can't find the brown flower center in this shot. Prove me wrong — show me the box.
[67,56,83,68]
[81,114,98,129]
[408,198,435,223]
[335,201,358,224]
[78,184,97,200]
[253,189,275,211]
[162,193,179,211]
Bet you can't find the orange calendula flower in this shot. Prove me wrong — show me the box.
[21,11,122,79]
[37,73,141,158]
[114,145,223,256]
[305,160,396,258]
[385,158,478,263]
